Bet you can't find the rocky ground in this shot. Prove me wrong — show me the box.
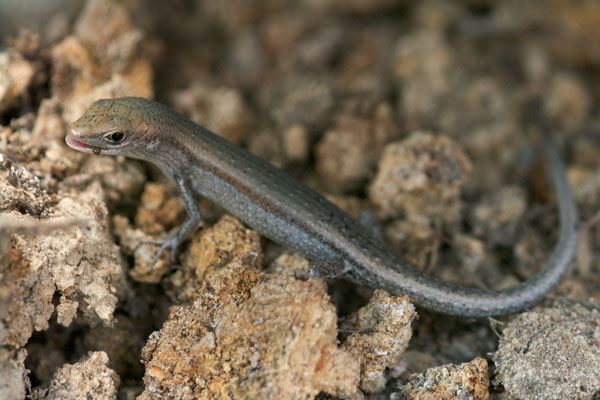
[0,0,599,399]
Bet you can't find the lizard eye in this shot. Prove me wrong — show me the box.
[104,131,126,144]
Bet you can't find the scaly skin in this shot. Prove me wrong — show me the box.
[66,97,578,317]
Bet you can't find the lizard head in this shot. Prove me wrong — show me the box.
[66,97,158,157]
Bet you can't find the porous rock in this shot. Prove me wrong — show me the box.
[342,290,417,393]
[494,300,600,400]
[399,357,489,400]
[31,351,119,400]
[139,263,360,400]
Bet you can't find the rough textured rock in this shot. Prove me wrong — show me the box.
[31,351,119,400]
[51,0,153,123]
[469,186,527,246]
[341,290,416,393]
[111,181,186,282]
[0,49,35,113]
[0,0,598,397]
[369,132,472,222]
[315,103,399,192]
[0,153,51,216]
[10,185,125,337]
[175,215,263,301]
[170,82,255,145]
[134,182,185,235]
[1,154,127,347]
[281,123,310,163]
[0,348,29,400]
[260,74,335,130]
[399,357,489,400]
[494,300,600,400]
[267,250,310,280]
[383,214,440,270]
[393,30,453,132]
[139,264,360,400]
[80,314,149,379]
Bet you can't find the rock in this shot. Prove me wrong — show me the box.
[170,82,255,145]
[399,357,489,400]
[31,351,119,400]
[0,50,35,113]
[1,180,127,347]
[0,348,29,400]
[139,264,360,400]
[341,290,417,393]
[369,132,472,223]
[494,300,600,400]
[315,103,399,193]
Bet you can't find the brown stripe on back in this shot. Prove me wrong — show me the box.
[170,131,295,223]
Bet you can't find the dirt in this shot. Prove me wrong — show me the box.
[1,1,599,399]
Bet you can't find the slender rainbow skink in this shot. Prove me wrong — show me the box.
[66,97,577,317]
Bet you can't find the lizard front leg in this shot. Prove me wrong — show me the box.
[146,174,203,271]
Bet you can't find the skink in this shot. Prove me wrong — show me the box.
[66,97,578,317]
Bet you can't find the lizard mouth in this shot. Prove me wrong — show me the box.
[65,135,101,154]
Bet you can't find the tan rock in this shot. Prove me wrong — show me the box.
[0,50,35,113]
[1,178,127,347]
[139,264,360,400]
[341,290,416,393]
[369,132,471,222]
[400,358,489,400]
[31,351,119,400]
[315,103,399,193]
